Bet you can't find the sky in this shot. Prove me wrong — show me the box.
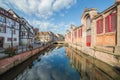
[0,0,115,35]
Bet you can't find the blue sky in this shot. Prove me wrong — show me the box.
[0,0,115,35]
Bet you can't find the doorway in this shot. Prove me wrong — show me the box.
[0,37,4,48]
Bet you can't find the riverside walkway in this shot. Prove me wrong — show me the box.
[0,43,53,75]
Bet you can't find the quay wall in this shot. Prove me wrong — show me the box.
[0,43,53,75]
[67,43,120,67]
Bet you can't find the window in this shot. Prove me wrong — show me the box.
[9,20,14,28]
[22,32,26,36]
[86,16,91,29]
[68,33,71,39]
[78,28,82,37]
[111,13,117,31]
[86,35,91,46]
[0,15,5,22]
[74,30,77,38]
[96,19,103,34]
[6,18,10,26]
[7,38,12,41]
[13,29,16,34]
[0,24,6,33]
[105,13,116,32]
[14,38,17,41]
[16,22,19,29]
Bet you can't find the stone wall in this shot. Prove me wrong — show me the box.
[0,43,52,75]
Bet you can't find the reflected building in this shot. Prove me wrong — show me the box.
[65,47,120,80]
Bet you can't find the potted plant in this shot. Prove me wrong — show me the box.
[5,47,18,57]
[28,45,33,50]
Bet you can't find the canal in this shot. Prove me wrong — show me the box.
[0,45,120,80]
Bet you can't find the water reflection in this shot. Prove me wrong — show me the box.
[16,46,80,80]
[0,45,80,80]
[1,45,119,80]
[65,47,120,80]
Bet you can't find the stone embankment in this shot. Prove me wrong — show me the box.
[0,43,53,75]
[67,43,120,67]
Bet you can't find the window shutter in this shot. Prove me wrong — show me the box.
[100,19,103,33]
[105,13,117,33]
[81,28,82,36]
[108,15,112,32]
[78,29,80,37]
[96,19,103,34]
[96,20,99,34]
[105,16,109,32]
[111,13,117,31]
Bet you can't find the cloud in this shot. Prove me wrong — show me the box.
[60,13,65,17]
[0,0,77,34]
[53,0,77,11]
[0,0,9,9]
[31,20,71,34]
[16,47,80,80]
[0,0,77,19]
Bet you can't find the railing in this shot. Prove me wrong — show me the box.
[16,43,42,54]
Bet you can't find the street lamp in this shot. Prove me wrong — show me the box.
[11,25,14,48]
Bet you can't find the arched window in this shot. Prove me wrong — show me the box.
[86,15,91,29]
[86,15,91,47]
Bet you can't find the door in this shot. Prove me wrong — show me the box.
[86,15,91,47]
[86,35,91,47]
[0,37,4,48]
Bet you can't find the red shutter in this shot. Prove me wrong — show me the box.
[108,15,112,32]
[78,29,80,37]
[96,19,103,34]
[75,31,76,38]
[105,16,109,32]
[86,35,91,46]
[78,28,82,37]
[111,13,117,31]
[105,13,116,33]
[100,19,103,33]
[74,31,77,38]
[81,28,82,36]
[74,31,75,38]
[96,20,99,34]
[79,29,81,37]
[98,20,100,33]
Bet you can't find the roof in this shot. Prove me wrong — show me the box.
[38,32,51,35]
[93,3,116,19]
[81,8,97,20]
[0,7,18,22]
[8,9,20,18]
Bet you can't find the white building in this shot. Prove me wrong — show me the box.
[0,7,19,48]
[19,18,34,45]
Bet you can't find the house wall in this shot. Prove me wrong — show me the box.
[0,9,19,48]
[94,7,116,47]
[65,3,118,50]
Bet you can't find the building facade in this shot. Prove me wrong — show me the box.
[65,0,120,65]
[0,7,19,48]
[34,28,39,43]
[65,0,120,54]
[19,18,34,45]
[55,34,64,41]
[35,31,54,44]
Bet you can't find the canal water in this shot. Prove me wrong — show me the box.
[0,45,120,80]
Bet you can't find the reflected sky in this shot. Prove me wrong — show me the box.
[16,47,80,80]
